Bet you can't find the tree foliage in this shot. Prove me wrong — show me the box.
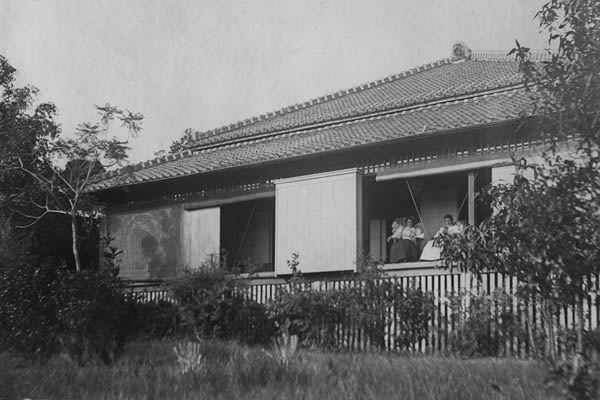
[0,55,59,228]
[0,54,143,272]
[168,128,196,154]
[152,127,196,158]
[440,0,600,362]
[511,0,600,150]
[0,55,65,268]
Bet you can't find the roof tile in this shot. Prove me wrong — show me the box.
[189,57,529,148]
[90,89,533,191]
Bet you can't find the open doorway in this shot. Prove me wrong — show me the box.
[220,198,275,272]
[363,169,490,264]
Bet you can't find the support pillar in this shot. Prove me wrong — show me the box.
[467,171,475,226]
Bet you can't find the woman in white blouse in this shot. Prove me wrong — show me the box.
[387,217,419,263]
[420,214,462,261]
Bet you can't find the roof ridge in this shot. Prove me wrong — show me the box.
[90,87,530,191]
[471,49,551,62]
[191,48,543,147]
[94,149,195,184]
[96,85,526,185]
[193,57,453,144]
[195,85,526,154]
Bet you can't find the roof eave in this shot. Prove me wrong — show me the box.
[90,117,530,194]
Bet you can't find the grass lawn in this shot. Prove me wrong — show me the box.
[1,340,549,400]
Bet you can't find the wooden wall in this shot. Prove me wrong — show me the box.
[420,189,458,239]
[275,169,361,275]
[107,204,182,280]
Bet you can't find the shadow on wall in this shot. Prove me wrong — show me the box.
[109,205,182,280]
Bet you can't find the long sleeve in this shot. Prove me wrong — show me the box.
[391,226,403,239]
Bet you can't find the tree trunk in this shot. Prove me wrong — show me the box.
[71,216,81,272]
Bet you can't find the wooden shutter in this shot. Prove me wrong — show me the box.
[182,207,220,269]
[274,169,361,275]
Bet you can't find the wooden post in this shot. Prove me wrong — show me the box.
[467,171,475,226]
[465,171,476,329]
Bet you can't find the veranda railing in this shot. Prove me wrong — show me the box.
[122,270,600,357]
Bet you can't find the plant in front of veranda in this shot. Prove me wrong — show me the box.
[392,283,436,352]
[441,0,600,396]
[0,257,136,362]
[267,281,346,351]
[439,167,600,360]
[444,289,526,358]
[266,320,299,367]
[174,340,206,375]
[171,264,275,345]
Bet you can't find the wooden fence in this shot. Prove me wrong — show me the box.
[122,280,176,303]
[123,271,600,357]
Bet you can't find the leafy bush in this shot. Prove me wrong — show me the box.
[125,298,181,340]
[350,274,435,352]
[268,286,344,350]
[172,267,274,345]
[446,289,525,357]
[392,284,436,351]
[0,258,135,362]
[0,258,64,356]
[545,354,600,400]
[268,270,435,352]
[551,328,600,359]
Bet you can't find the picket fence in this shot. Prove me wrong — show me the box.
[123,271,600,357]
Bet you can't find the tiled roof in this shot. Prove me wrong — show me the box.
[89,87,534,191]
[90,50,546,192]
[192,55,525,149]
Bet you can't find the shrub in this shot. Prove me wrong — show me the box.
[0,258,64,356]
[125,298,181,340]
[545,355,600,400]
[392,284,436,351]
[345,275,435,352]
[268,286,344,350]
[51,265,134,362]
[446,289,526,357]
[172,267,274,345]
[552,328,600,359]
[268,271,435,352]
[0,258,135,362]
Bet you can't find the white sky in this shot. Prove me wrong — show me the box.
[1,0,548,163]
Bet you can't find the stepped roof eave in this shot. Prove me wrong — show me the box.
[89,46,549,192]
[89,87,537,192]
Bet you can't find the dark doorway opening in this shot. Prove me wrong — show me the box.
[220,198,275,272]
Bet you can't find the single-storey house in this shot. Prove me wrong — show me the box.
[90,43,552,281]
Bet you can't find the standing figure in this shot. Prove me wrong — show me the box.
[400,217,420,262]
[387,218,404,263]
[388,217,420,263]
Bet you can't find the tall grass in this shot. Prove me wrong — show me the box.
[1,340,548,400]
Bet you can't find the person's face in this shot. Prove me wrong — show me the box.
[407,219,414,227]
[444,217,453,226]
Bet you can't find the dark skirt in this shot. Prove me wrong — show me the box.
[390,239,418,263]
